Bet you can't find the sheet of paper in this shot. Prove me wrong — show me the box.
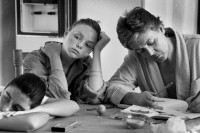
[121,104,160,117]
[121,98,200,120]
[153,108,200,119]
[154,98,188,112]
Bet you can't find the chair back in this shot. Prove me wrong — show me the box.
[13,49,23,77]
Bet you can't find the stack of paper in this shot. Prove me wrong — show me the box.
[121,98,200,120]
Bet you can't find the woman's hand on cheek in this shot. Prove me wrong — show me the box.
[40,41,62,59]
[94,32,110,53]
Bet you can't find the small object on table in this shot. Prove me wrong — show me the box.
[51,124,65,132]
[85,105,114,112]
[97,104,106,115]
[130,109,150,114]
[110,113,124,120]
[51,121,78,132]
[122,114,150,129]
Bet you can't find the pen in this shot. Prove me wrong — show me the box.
[155,82,173,97]
[65,121,79,131]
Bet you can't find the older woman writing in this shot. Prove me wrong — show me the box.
[106,7,200,112]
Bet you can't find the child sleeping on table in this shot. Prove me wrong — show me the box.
[0,73,79,132]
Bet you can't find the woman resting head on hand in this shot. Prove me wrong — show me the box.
[23,18,110,104]
[0,73,79,132]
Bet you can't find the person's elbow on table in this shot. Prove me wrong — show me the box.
[23,113,50,132]
[70,100,80,114]
[0,112,50,132]
[54,99,80,117]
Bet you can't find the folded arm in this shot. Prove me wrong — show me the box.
[15,98,79,117]
[23,48,71,99]
[0,112,49,132]
[0,98,79,131]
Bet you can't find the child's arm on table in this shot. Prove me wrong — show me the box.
[0,112,49,132]
[29,98,80,116]
[13,98,80,117]
[0,98,79,132]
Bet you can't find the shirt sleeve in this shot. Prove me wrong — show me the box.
[186,38,200,113]
[41,96,49,104]
[105,51,138,105]
[82,80,108,104]
[186,78,200,113]
[70,57,108,104]
[23,51,71,99]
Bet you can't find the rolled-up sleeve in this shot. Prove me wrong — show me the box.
[186,79,200,113]
[23,51,71,99]
[70,58,108,104]
[186,38,200,113]
[83,80,108,104]
[73,72,108,104]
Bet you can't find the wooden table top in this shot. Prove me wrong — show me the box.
[32,104,151,133]
[0,104,200,133]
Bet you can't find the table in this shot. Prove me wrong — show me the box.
[0,104,200,133]
[34,104,151,133]
[31,104,200,133]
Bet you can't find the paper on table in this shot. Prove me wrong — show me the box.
[154,108,200,119]
[154,98,188,112]
[154,98,200,119]
[121,98,200,120]
[121,104,160,117]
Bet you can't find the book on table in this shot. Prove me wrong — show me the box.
[121,97,200,120]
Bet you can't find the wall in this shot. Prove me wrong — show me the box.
[144,0,198,34]
[0,0,16,86]
[16,0,142,81]
[15,0,198,82]
[77,0,142,81]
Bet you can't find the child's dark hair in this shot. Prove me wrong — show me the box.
[64,18,101,40]
[5,73,46,108]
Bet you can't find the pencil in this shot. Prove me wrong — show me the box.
[65,121,79,131]
[155,82,173,96]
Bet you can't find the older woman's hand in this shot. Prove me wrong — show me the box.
[121,91,163,110]
[140,91,163,109]
[94,32,110,53]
